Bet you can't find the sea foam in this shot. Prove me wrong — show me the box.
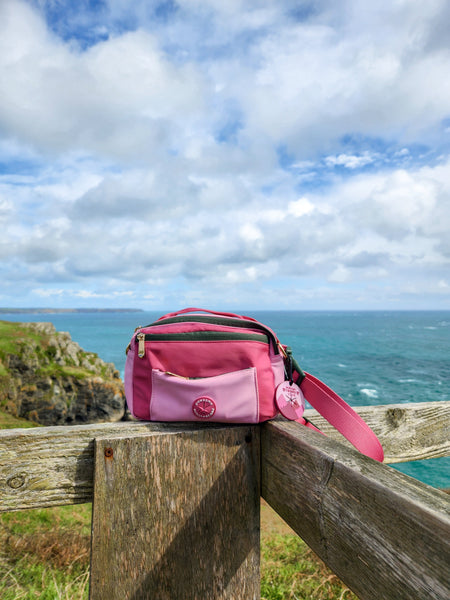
[360,388,379,399]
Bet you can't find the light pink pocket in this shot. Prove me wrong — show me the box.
[150,367,259,423]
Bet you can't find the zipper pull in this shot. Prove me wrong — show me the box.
[278,342,288,357]
[137,332,146,358]
[164,371,191,380]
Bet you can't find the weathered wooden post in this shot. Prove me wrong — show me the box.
[89,425,260,600]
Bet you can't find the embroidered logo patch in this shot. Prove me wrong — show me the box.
[192,397,216,419]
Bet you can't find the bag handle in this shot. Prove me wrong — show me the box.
[299,372,384,462]
[157,307,259,323]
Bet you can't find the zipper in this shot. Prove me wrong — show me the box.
[137,332,146,358]
[135,330,269,358]
[163,371,191,379]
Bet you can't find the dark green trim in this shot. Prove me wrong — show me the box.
[291,356,306,384]
[140,331,269,343]
[144,314,279,353]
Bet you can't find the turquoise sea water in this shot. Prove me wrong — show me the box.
[3,310,449,489]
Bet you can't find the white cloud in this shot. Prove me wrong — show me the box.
[328,266,352,283]
[324,152,377,169]
[73,291,105,299]
[0,1,207,160]
[0,197,13,219]
[239,1,450,154]
[0,0,449,309]
[1,156,449,307]
[239,223,263,243]
[288,197,315,217]
[33,288,65,298]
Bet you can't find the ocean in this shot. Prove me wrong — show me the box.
[3,310,449,489]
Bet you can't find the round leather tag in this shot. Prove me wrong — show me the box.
[275,381,305,420]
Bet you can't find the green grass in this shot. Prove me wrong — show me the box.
[0,410,40,429]
[0,505,91,600]
[0,319,107,387]
[35,364,92,380]
[260,504,357,600]
[0,503,356,600]
[0,321,42,357]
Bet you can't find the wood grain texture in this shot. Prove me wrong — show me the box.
[303,400,450,463]
[0,421,251,512]
[261,419,450,600]
[1,401,448,512]
[89,427,260,600]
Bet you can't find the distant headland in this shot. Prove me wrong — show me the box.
[0,308,144,314]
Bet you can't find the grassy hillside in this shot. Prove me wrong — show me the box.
[0,409,40,429]
[0,320,125,425]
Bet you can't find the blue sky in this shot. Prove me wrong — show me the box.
[1,0,450,310]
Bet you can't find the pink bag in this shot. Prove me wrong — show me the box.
[124,308,384,462]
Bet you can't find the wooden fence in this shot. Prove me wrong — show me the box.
[1,401,449,599]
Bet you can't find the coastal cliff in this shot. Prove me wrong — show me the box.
[0,320,125,425]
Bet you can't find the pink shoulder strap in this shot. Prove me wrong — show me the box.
[298,372,384,462]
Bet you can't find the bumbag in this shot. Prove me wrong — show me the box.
[124,308,384,461]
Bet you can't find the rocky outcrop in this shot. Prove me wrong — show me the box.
[0,321,126,425]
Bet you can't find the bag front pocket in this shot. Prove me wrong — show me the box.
[150,367,259,423]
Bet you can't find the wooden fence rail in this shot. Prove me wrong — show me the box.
[262,419,450,600]
[1,401,449,599]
